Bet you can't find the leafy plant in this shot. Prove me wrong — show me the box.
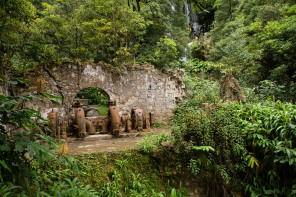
[0,79,60,185]
[183,74,220,105]
[236,101,296,196]
[154,122,164,128]
[138,132,172,153]
[0,183,21,197]
[0,79,83,196]
[172,102,247,196]
[41,178,99,197]
[150,36,180,69]
[138,136,158,154]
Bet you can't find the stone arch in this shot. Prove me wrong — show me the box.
[72,86,111,106]
[15,63,186,122]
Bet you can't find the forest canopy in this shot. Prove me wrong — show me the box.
[0,0,188,71]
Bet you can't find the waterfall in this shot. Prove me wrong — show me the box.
[181,2,201,62]
[184,2,202,39]
[171,5,176,12]
[181,41,194,62]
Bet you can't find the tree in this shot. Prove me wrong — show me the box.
[208,0,296,91]
[0,0,36,73]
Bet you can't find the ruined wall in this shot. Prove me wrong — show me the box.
[16,63,186,122]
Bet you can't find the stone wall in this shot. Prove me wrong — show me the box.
[10,63,186,122]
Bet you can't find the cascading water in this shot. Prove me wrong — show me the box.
[181,41,194,62]
[181,2,202,62]
[184,2,202,39]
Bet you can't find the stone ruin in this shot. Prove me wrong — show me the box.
[219,73,247,103]
[200,74,247,112]
[2,63,186,138]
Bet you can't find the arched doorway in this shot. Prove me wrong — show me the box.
[74,87,110,115]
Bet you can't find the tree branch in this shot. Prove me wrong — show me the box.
[191,0,210,13]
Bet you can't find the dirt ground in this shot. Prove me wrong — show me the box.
[67,126,171,156]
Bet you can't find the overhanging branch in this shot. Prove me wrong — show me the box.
[191,0,210,13]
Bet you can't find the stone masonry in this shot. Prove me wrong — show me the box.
[11,63,186,122]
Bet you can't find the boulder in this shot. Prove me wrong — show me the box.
[86,108,100,117]
[82,105,91,114]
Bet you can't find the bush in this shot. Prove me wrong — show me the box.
[0,79,83,196]
[172,97,296,196]
[259,80,296,102]
[172,103,247,196]
[236,101,296,196]
[138,132,172,153]
[0,79,60,186]
[184,74,220,105]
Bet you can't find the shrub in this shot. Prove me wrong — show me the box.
[172,103,247,196]
[138,132,172,153]
[236,101,296,196]
[0,79,60,186]
[172,98,296,196]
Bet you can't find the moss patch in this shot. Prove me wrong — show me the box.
[97,105,108,116]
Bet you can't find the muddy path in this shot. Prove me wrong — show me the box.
[67,127,171,155]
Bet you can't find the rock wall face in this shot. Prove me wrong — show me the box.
[15,64,186,122]
[219,73,247,103]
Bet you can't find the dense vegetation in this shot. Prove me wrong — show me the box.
[1,0,296,196]
[0,0,188,71]
[191,0,296,100]
[171,72,296,196]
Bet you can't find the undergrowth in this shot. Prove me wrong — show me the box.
[3,150,189,196]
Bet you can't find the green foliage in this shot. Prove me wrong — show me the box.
[150,36,179,69]
[189,0,216,13]
[0,0,37,72]
[138,136,158,154]
[75,87,109,105]
[135,0,188,66]
[2,0,188,70]
[0,79,85,196]
[259,80,285,101]
[208,0,296,95]
[154,122,164,128]
[30,0,149,65]
[257,80,296,102]
[190,37,213,61]
[0,79,60,185]
[41,178,99,197]
[172,84,296,196]
[172,102,247,196]
[236,101,296,196]
[186,59,226,74]
[97,105,109,116]
[138,132,172,153]
[0,183,21,197]
[184,73,220,105]
[75,151,187,196]
[99,171,121,197]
